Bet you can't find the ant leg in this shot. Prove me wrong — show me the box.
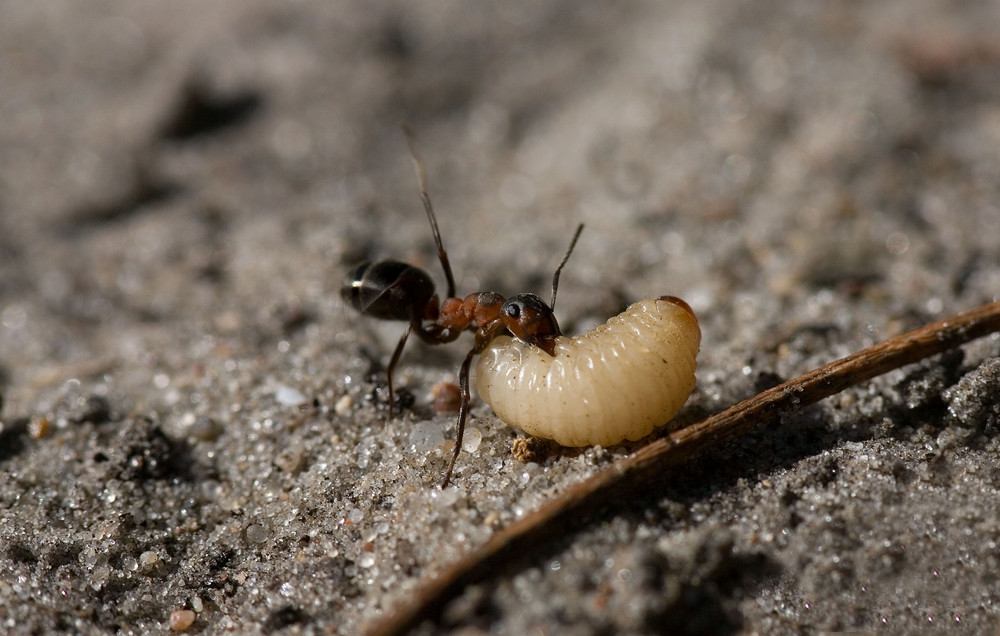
[550,223,584,310]
[402,123,457,299]
[442,346,476,488]
[441,322,502,488]
[385,321,415,420]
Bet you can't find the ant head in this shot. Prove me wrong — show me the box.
[500,293,560,355]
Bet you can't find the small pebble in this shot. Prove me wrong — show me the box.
[510,437,556,463]
[334,394,353,416]
[28,416,50,439]
[274,447,303,473]
[246,522,269,544]
[409,421,444,452]
[275,385,307,406]
[170,609,196,631]
[461,427,483,453]
[432,382,462,413]
[189,415,223,442]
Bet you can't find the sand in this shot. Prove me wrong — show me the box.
[2,2,999,633]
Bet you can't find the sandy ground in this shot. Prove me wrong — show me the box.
[2,1,1000,634]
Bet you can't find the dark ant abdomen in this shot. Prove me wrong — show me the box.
[341,260,436,322]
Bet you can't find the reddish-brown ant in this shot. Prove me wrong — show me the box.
[341,125,583,487]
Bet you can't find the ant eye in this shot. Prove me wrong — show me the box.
[505,303,521,319]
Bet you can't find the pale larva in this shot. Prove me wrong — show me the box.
[475,296,700,447]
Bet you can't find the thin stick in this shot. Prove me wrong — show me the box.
[367,298,1000,636]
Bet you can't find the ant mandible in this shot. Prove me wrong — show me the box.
[341,125,583,488]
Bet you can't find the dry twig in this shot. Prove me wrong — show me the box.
[368,298,1000,636]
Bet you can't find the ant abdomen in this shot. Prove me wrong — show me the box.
[341,260,436,322]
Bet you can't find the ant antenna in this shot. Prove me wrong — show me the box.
[550,223,584,310]
[402,123,457,299]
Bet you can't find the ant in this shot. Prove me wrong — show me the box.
[341,125,583,487]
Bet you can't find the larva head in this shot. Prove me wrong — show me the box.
[499,293,560,355]
[658,295,696,321]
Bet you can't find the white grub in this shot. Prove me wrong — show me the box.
[476,297,700,447]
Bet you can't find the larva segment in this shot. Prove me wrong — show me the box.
[475,297,701,447]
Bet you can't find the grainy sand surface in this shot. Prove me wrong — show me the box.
[2,2,999,634]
